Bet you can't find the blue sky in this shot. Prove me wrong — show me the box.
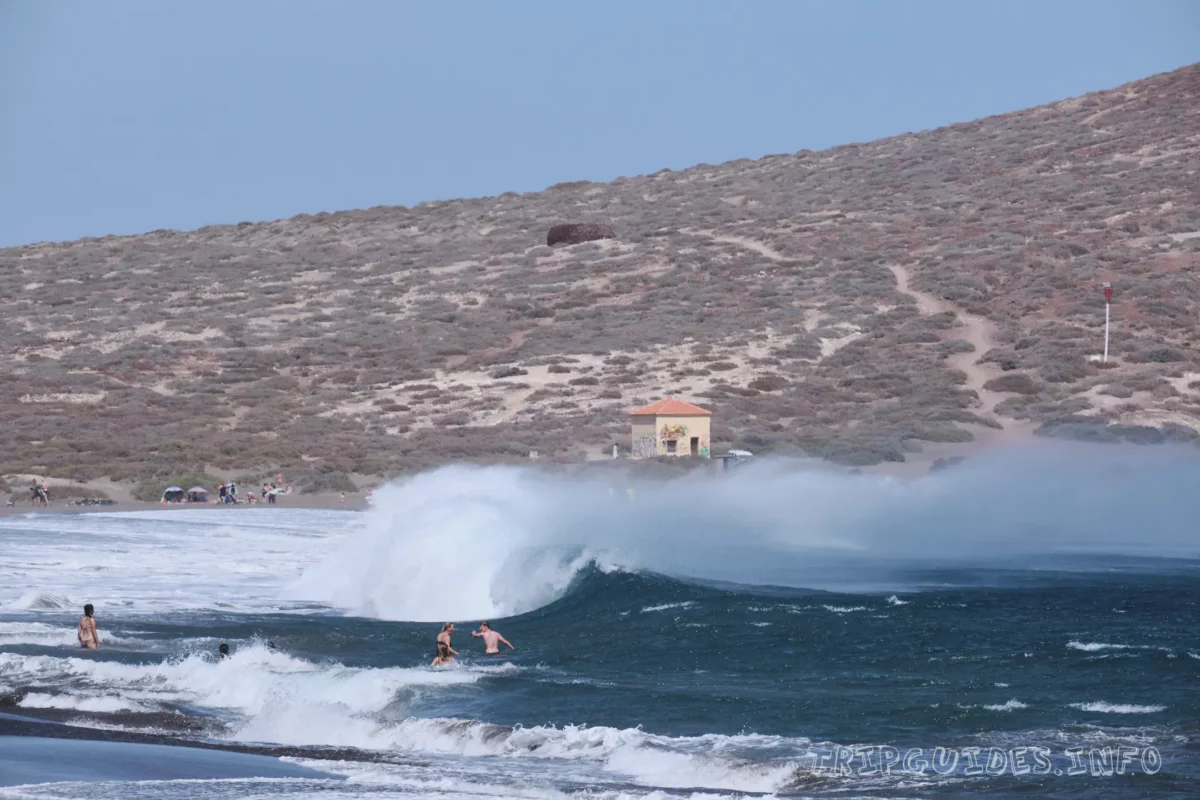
[1,1,1197,247]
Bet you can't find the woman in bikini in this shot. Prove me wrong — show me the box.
[77,604,99,650]
[431,641,455,666]
[432,622,458,666]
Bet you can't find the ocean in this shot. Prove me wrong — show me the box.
[1,446,1197,799]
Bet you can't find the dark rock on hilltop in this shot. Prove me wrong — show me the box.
[547,222,615,247]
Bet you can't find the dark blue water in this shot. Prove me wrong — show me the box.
[4,563,1197,798]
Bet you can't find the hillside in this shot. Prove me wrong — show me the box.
[2,65,1198,484]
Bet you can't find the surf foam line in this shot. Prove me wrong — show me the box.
[273,718,833,794]
[0,508,356,616]
[0,644,503,730]
[284,443,1200,621]
[0,649,846,794]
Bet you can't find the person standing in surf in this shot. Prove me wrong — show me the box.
[433,622,458,666]
[471,622,514,654]
[77,604,99,649]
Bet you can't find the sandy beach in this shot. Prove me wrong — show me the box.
[0,490,371,518]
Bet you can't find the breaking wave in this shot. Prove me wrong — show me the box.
[286,444,1200,621]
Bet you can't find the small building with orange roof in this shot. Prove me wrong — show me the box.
[629,397,712,459]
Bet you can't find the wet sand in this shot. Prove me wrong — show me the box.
[0,729,336,786]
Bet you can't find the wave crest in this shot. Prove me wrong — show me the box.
[284,447,1200,621]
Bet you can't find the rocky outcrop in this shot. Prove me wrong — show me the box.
[546,222,614,247]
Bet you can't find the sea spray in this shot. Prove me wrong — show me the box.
[284,443,1200,620]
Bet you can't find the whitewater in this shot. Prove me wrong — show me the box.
[1,444,1198,798]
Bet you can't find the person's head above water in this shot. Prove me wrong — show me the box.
[219,643,229,657]
[83,603,93,617]
[479,622,490,630]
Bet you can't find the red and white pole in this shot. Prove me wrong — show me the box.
[1102,283,1113,362]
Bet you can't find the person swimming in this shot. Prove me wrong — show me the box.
[77,604,99,650]
[218,643,230,661]
[431,641,455,666]
[432,622,458,666]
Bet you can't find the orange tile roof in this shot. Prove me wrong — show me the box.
[629,397,712,417]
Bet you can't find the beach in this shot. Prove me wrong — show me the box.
[0,490,371,519]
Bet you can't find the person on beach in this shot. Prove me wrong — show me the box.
[471,622,514,654]
[77,604,99,649]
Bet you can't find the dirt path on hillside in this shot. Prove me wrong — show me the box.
[887,264,1010,420]
[709,234,788,262]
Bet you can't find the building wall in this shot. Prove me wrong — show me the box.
[631,420,658,459]
[636,414,711,458]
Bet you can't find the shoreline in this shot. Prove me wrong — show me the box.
[0,492,372,518]
[0,430,1052,519]
[0,712,346,786]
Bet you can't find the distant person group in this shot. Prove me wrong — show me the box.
[30,479,50,507]
[215,481,290,505]
[432,621,514,666]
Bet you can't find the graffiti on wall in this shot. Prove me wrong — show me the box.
[633,437,658,459]
[660,423,688,441]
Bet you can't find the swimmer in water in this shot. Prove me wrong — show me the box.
[431,641,455,666]
[432,622,458,665]
[471,621,514,654]
[77,604,99,650]
[437,622,458,653]
[219,643,230,661]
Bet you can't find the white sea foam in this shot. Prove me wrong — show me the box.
[982,699,1028,712]
[4,446,1199,620]
[640,602,694,613]
[1067,640,1172,656]
[283,447,1200,620]
[283,717,818,794]
[0,509,355,616]
[18,691,150,713]
[0,620,140,648]
[1067,641,1132,652]
[885,595,908,605]
[1069,702,1166,714]
[10,591,75,611]
[0,621,82,647]
[0,644,496,739]
[289,754,754,800]
[821,605,867,614]
[0,643,828,795]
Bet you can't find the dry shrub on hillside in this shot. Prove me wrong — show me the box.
[3,65,1199,479]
